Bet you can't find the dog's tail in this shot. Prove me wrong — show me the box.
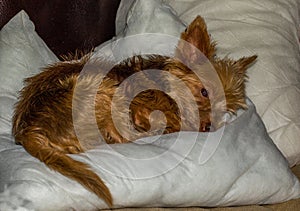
[15,131,113,207]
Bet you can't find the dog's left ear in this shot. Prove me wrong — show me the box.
[234,55,258,75]
[176,16,216,63]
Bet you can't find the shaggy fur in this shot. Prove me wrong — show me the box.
[12,16,257,206]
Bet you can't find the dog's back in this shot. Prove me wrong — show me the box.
[12,58,114,206]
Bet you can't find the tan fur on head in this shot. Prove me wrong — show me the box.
[171,15,257,130]
[176,16,216,61]
[12,15,257,207]
[213,56,257,114]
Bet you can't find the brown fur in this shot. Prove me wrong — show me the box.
[12,16,257,206]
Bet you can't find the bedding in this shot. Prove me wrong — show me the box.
[161,0,300,167]
[117,0,300,167]
[1,1,300,211]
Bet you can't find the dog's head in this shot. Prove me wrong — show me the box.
[167,16,257,131]
[126,16,257,136]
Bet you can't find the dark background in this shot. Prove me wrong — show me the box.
[0,0,121,57]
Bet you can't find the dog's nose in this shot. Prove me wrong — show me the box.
[204,123,211,132]
[200,122,212,132]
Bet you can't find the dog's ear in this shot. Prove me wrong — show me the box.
[176,16,216,63]
[234,55,257,75]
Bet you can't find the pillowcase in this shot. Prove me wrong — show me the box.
[94,0,185,61]
[0,10,57,206]
[162,0,300,167]
[118,0,184,36]
[0,10,58,136]
[1,100,300,209]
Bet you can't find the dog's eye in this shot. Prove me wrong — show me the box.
[201,88,209,98]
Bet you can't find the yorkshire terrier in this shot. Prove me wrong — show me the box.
[12,16,257,206]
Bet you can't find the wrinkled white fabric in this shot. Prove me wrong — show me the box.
[1,4,300,211]
[1,100,300,210]
[0,11,58,135]
[117,0,300,166]
[160,0,300,167]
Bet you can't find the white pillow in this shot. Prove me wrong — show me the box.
[94,0,185,61]
[1,6,300,211]
[162,0,300,167]
[1,100,300,210]
[0,10,58,135]
[118,0,184,36]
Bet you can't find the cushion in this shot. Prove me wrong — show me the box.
[162,0,300,167]
[94,0,185,61]
[1,4,300,211]
[0,10,58,136]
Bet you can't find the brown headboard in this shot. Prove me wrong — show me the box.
[0,0,121,57]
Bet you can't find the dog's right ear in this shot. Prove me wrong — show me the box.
[175,16,216,63]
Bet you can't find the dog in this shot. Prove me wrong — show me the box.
[12,16,257,206]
